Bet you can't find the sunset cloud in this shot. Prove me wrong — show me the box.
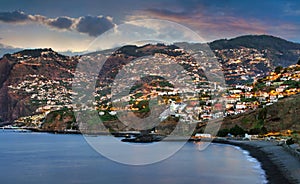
[127,9,269,41]
[0,11,115,37]
[127,6,300,42]
[0,0,299,53]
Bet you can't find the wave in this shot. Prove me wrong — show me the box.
[232,145,268,184]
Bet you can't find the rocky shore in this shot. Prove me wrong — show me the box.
[221,140,300,184]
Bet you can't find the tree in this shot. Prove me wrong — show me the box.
[249,128,261,135]
[229,125,245,136]
[274,66,283,74]
[249,126,268,135]
[217,129,230,137]
[260,126,268,134]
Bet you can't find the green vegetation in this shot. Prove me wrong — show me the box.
[45,108,75,123]
[132,100,150,113]
[159,81,174,88]
[241,97,258,102]
[275,66,283,74]
[98,111,117,122]
[229,125,245,136]
[217,125,246,137]
[253,82,266,92]
[96,88,111,96]
[283,80,300,89]
[241,117,250,126]
[253,119,264,129]
[217,129,230,137]
[249,126,267,135]
[257,108,267,120]
[130,83,143,93]
[134,93,143,98]
[66,121,77,129]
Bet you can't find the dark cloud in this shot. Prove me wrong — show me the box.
[47,17,73,29]
[75,16,115,37]
[0,11,115,37]
[0,11,29,23]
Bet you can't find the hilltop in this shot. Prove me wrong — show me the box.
[209,35,300,67]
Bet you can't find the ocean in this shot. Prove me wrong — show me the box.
[0,131,267,184]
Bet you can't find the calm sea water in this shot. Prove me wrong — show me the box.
[0,131,267,184]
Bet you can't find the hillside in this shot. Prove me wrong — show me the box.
[0,49,78,123]
[209,35,300,67]
[17,92,300,134]
[0,34,299,135]
[220,93,300,133]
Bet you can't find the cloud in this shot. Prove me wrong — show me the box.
[284,2,300,15]
[0,11,115,37]
[74,16,115,37]
[0,11,29,23]
[47,17,74,29]
[126,5,300,43]
[128,8,269,41]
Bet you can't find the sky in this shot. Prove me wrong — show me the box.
[0,0,299,53]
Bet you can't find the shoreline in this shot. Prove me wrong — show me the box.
[2,130,299,183]
[216,140,300,184]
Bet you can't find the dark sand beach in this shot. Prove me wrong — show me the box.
[223,140,300,184]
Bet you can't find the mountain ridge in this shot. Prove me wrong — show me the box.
[209,35,300,50]
[209,35,300,67]
[1,34,299,69]
[1,34,300,57]
[0,34,299,130]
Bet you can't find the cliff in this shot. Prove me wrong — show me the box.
[0,49,77,123]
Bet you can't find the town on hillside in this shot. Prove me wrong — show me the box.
[0,43,299,141]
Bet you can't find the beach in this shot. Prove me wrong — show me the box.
[224,140,300,184]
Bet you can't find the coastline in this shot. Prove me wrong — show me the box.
[2,129,299,183]
[217,140,300,184]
